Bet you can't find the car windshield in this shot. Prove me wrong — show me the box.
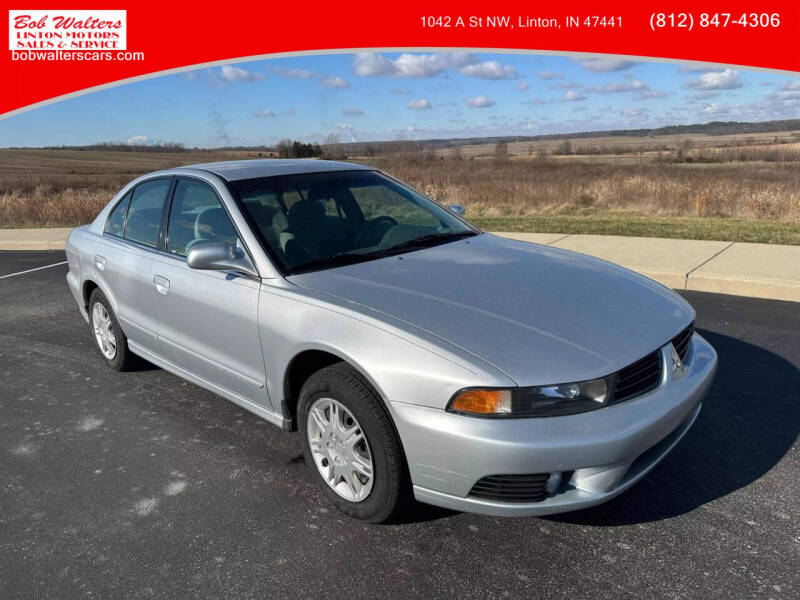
[229,169,478,274]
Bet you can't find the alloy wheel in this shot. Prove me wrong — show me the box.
[306,397,374,502]
[92,302,117,360]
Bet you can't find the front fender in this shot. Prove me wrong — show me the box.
[258,281,516,415]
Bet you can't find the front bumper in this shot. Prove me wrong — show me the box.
[390,333,717,517]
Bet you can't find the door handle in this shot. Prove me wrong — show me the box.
[153,275,170,295]
[94,254,106,271]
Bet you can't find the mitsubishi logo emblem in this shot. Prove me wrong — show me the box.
[670,344,687,379]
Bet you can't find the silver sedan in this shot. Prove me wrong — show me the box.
[66,159,717,522]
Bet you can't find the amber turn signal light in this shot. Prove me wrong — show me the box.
[448,389,512,415]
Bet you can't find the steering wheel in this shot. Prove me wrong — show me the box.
[354,216,398,248]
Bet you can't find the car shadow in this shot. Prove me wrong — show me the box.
[128,355,161,372]
[548,329,799,526]
[286,452,459,524]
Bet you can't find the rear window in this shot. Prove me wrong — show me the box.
[104,191,131,237]
[123,179,171,248]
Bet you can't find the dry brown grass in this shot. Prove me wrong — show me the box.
[362,155,800,222]
[0,148,251,227]
[0,144,799,230]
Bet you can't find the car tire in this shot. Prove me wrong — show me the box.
[88,288,135,371]
[298,362,411,523]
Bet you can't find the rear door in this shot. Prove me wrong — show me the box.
[93,178,172,352]
[151,177,268,406]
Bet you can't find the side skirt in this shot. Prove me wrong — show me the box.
[128,340,289,430]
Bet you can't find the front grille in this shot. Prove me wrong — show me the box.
[671,323,694,362]
[469,473,549,503]
[613,350,662,402]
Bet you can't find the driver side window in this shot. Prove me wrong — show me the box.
[166,179,238,258]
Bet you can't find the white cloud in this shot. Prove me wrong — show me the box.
[552,81,583,89]
[459,61,517,79]
[283,108,295,116]
[780,80,800,91]
[585,79,666,100]
[562,91,586,102]
[219,65,265,82]
[406,98,432,110]
[620,107,648,119]
[272,67,312,78]
[537,70,564,80]
[126,135,148,145]
[516,82,530,91]
[591,79,649,93]
[322,76,349,88]
[702,103,731,116]
[466,96,495,108]
[635,90,668,100]
[341,108,365,116]
[253,110,276,118]
[771,89,800,100]
[685,69,742,90]
[691,91,718,100]
[575,58,637,73]
[353,53,397,76]
[353,52,476,77]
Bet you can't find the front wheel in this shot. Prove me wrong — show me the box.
[298,363,410,522]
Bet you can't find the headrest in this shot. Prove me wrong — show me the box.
[306,183,336,203]
[195,207,236,240]
[272,210,289,231]
[288,199,325,228]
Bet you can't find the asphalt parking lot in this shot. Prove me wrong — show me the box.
[1,250,798,599]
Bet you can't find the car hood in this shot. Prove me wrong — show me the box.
[288,233,694,385]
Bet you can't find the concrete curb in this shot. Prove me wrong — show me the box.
[1,228,798,302]
[0,228,72,250]
[494,232,800,303]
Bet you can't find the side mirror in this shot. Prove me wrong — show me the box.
[447,204,465,217]
[186,241,259,279]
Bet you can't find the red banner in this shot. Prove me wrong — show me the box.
[3,1,799,117]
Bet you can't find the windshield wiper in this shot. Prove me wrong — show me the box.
[286,231,478,275]
[373,230,477,256]
[286,251,376,275]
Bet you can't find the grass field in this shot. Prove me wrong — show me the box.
[1,133,799,245]
[471,215,800,245]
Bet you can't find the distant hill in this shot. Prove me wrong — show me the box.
[334,119,800,155]
[8,119,800,153]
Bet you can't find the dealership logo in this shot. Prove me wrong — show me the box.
[9,10,127,51]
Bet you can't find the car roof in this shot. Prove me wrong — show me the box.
[175,159,372,181]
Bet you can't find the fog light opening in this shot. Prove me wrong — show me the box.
[545,472,562,494]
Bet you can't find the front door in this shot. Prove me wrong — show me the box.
[151,177,268,406]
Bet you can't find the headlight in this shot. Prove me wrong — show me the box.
[447,377,610,418]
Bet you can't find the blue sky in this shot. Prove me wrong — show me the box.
[1,52,799,147]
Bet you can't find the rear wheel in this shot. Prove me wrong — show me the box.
[89,289,135,371]
[298,363,410,523]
